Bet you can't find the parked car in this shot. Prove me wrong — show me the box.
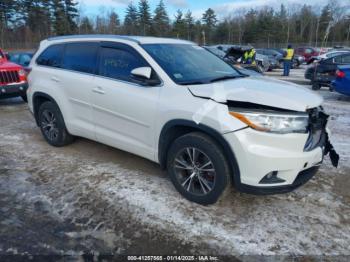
[204,46,263,76]
[271,48,305,68]
[0,48,28,101]
[27,35,338,205]
[296,46,323,63]
[7,52,34,73]
[308,50,350,64]
[305,52,350,90]
[331,65,350,96]
[256,49,282,70]
[213,45,270,72]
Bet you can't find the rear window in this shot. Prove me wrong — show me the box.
[36,44,64,68]
[62,42,98,74]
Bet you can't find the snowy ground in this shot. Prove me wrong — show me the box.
[0,82,349,260]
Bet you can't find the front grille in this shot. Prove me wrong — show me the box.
[0,70,20,85]
[304,107,328,152]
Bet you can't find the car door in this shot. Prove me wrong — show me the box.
[59,42,99,140]
[92,42,161,161]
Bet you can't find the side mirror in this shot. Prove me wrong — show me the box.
[131,66,161,86]
[131,67,152,80]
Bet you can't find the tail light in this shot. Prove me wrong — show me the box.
[336,70,345,78]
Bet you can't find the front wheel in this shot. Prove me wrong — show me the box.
[166,132,231,205]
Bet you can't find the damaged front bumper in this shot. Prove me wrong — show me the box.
[223,107,339,195]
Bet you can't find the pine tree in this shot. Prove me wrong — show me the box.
[79,16,94,34]
[124,2,138,35]
[51,0,67,35]
[184,10,194,40]
[173,10,186,38]
[64,0,78,34]
[108,10,120,34]
[152,0,170,36]
[138,0,152,35]
[202,8,217,44]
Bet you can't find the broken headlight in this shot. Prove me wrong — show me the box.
[229,110,309,134]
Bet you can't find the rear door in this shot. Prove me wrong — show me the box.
[59,42,99,139]
[92,42,161,160]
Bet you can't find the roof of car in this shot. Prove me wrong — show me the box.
[47,35,194,45]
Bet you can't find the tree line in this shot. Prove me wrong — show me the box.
[0,0,349,49]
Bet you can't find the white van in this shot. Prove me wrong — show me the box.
[27,35,338,205]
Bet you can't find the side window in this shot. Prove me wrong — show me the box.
[19,54,32,66]
[36,44,64,67]
[334,55,342,63]
[62,42,98,74]
[98,47,148,82]
[9,54,20,63]
[305,49,313,54]
[341,55,350,64]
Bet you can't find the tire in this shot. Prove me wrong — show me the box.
[312,82,321,90]
[166,132,231,205]
[21,95,27,103]
[38,101,74,147]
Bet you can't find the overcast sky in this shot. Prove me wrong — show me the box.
[78,0,345,20]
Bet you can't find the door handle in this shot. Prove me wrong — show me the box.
[93,86,105,94]
[51,76,60,82]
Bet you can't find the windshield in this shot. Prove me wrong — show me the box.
[142,44,242,85]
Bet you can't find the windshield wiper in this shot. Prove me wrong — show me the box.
[209,75,245,83]
[178,80,206,85]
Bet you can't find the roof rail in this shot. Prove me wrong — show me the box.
[47,34,141,44]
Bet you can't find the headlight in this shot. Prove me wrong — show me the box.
[18,69,26,77]
[229,110,309,134]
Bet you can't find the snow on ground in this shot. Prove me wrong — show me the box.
[0,85,349,258]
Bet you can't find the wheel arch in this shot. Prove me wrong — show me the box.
[32,92,60,126]
[158,119,241,185]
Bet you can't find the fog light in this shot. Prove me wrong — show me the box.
[259,171,286,184]
[1,88,5,93]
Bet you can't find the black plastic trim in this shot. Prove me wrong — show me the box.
[0,83,28,99]
[32,92,59,126]
[158,119,241,186]
[237,166,320,195]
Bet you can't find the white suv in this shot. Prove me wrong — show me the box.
[27,35,338,205]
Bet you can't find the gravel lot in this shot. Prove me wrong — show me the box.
[0,79,349,260]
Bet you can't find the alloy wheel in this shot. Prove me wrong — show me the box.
[173,147,216,196]
[41,110,59,142]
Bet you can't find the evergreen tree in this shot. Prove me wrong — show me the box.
[184,10,194,40]
[138,0,152,35]
[202,8,217,44]
[79,16,94,34]
[124,2,138,35]
[51,0,67,35]
[152,0,170,36]
[173,10,186,38]
[108,10,120,34]
[64,0,78,34]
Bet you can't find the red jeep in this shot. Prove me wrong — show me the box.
[0,48,28,102]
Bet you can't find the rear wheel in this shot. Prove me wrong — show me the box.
[312,82,321,90]
[38,101,74,147]
[166,132,231,205]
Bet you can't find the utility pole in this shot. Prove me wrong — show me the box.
[202,30,206,45]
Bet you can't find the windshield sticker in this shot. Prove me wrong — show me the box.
[174,73,183,79]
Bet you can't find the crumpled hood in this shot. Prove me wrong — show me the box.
[188,76,323,112]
